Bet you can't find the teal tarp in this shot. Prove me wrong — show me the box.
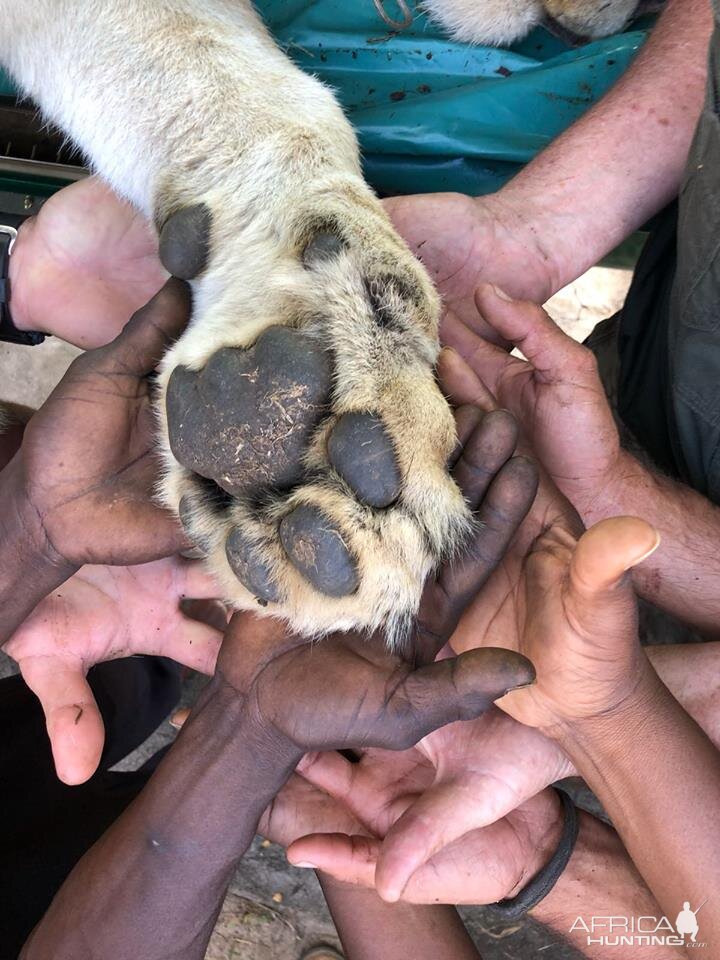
[256,1,648,195]
[0,2,649,197]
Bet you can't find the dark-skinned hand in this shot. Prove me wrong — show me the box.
[12,279,191,569]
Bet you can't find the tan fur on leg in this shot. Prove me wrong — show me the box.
[544,0,639,38]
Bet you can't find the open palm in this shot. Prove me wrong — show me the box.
[298,705,572,902]
[5,557,222,784]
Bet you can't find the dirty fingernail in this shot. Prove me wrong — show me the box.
[503,679,536,696]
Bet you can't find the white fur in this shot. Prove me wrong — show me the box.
[423,0,544,45]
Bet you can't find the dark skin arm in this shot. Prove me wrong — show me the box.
[319,877,481,960]
[21,411,537,960]
[0,401,32,469]
[0,279,190,646]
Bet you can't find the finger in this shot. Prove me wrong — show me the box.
[178,561,225,600]
[298,751,414,837]
[170,706,190,729]
[474,284,592,385]
[298,750,356,804]
[452,409,518,508]
[438,345,498,411]
[19,656,104,785]
[424,456,538,641]
[441,311,515,397]
[180,598,229,635]
[375,784,473,902]
[105,278,191,376]
[449,404,484,467]
[571,516,660,597]
[148,616,223,675]
[380,647,535,750]
[287,833,379,888]
[375,740,558,903]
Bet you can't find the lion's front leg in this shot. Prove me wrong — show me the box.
[0,0,471,642]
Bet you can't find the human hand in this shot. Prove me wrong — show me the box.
[9,176,166,348]
[384,193,559,338]
[11,279,191,570]
[296,706,572,902]
[213,408,538,754]
[494,514,661,733]
[5,556,223,784]
[442,283,624,519]
[288,787,565,907]
[437,344,660,730]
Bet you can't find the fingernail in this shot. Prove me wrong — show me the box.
[491,284,513,301]
[289,859,318,869]
[503,679,536,696]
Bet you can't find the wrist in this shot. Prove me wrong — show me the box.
[0,453,77,644]
[551,658,667,761]
[197,671,304,771]
[579,448,653,527]
[530,811,644,937]
[6,218,41,334]
[478,191,564,303]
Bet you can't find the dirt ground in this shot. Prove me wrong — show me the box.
[0,266,632,960]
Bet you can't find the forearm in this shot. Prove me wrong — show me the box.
[0,453,75,644]
[532,811,680,959]
[0,402,32,470]
[319,875,481,960]
[489,0,712,294]
[554,665,720,946]
[21,677,301,960]
[648,643,720,747]
[0,0,353,217]
[584,450,720,634]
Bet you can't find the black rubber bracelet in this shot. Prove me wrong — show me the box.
[0,226,46,346]
[486,788,579,920]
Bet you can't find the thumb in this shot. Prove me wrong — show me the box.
[383,648,535,749]
[474,283,591,384]
[288,833,379,888]
[571,516,660,598]
[103,277,191,376]
[374,782,475,903]
[19,655,104,785]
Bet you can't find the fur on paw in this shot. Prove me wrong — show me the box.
[155,185,471,644]
[422,0,544,46]
[423,0,640,45]
[543,0,639,39]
